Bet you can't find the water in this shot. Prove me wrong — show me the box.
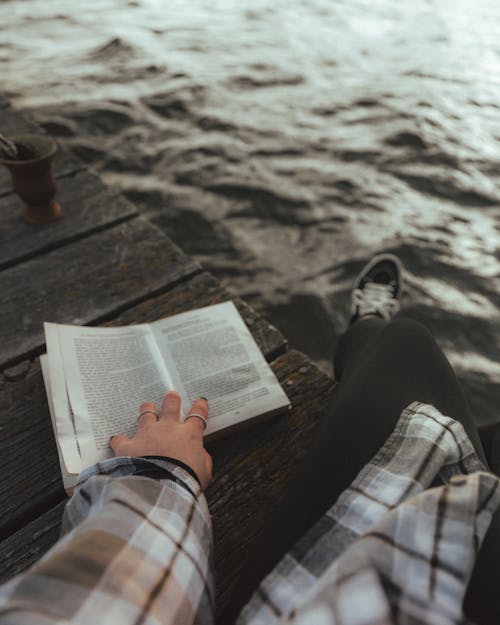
[1,0,499,424]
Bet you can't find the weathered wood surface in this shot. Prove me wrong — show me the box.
[0,169,137,270]
[207,350,335,614]
[0,272,286,540]
[0,349,335,611]
[0,218,201,370]
[0,360,66,539]
[0,502,66,584]
[0,107,83,195]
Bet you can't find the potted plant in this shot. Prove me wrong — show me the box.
[0,133,61,224]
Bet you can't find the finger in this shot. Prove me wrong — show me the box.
[160,390,182,423]
[137,401,158,427]
[109,434,131,456]
[184,397,209,432]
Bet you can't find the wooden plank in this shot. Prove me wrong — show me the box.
[206,350,335,614]
[0,360,65,539]
[0,169,137,270]
[0,502,66,584]
[0,272,285,539]
[0,107,83,196]
[0,218,201,370]
[0,350,334,606]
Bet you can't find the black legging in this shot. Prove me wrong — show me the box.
[221,317,500,624]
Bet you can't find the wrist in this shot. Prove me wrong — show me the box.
[139,455,202,487]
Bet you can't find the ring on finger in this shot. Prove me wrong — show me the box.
[185,412,208,429]
[138,409,159,421]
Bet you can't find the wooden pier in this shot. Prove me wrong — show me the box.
[0,99,335,615]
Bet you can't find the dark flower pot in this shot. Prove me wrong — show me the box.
[0,134,61,224]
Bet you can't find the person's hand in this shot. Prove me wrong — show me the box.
[109,391,212,489]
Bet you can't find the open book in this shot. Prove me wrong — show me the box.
[41,301,290,490]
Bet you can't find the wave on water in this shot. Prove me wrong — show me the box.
[88,37,136,61]
[1,0,499,424]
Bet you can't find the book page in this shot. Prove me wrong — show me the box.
[56,324,173,468]
[40,354,79,492]
[44,324,82,474]
[151,301,290,436]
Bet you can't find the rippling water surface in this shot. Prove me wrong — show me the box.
[1,0,499,423]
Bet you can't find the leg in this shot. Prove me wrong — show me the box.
[334,316,487,464]
[478,422,500,476]
[222,316,489,623]
[463,422,500,624]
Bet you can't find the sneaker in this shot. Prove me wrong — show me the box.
[350,253,403,323]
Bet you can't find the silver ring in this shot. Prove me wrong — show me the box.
[185,412,208,429]
[138,409,159,421]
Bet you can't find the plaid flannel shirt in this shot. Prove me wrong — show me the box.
[0,402,499,625]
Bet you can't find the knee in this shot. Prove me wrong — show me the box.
[379,317,438,352]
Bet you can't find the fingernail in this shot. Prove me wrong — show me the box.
[109,435,116,442]
[200,396,208,402]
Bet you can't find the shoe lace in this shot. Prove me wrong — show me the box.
[352,280,400,320]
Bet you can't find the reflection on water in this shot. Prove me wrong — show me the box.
[1,0,499,423]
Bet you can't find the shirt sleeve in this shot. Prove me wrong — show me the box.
[0,457,215,625]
